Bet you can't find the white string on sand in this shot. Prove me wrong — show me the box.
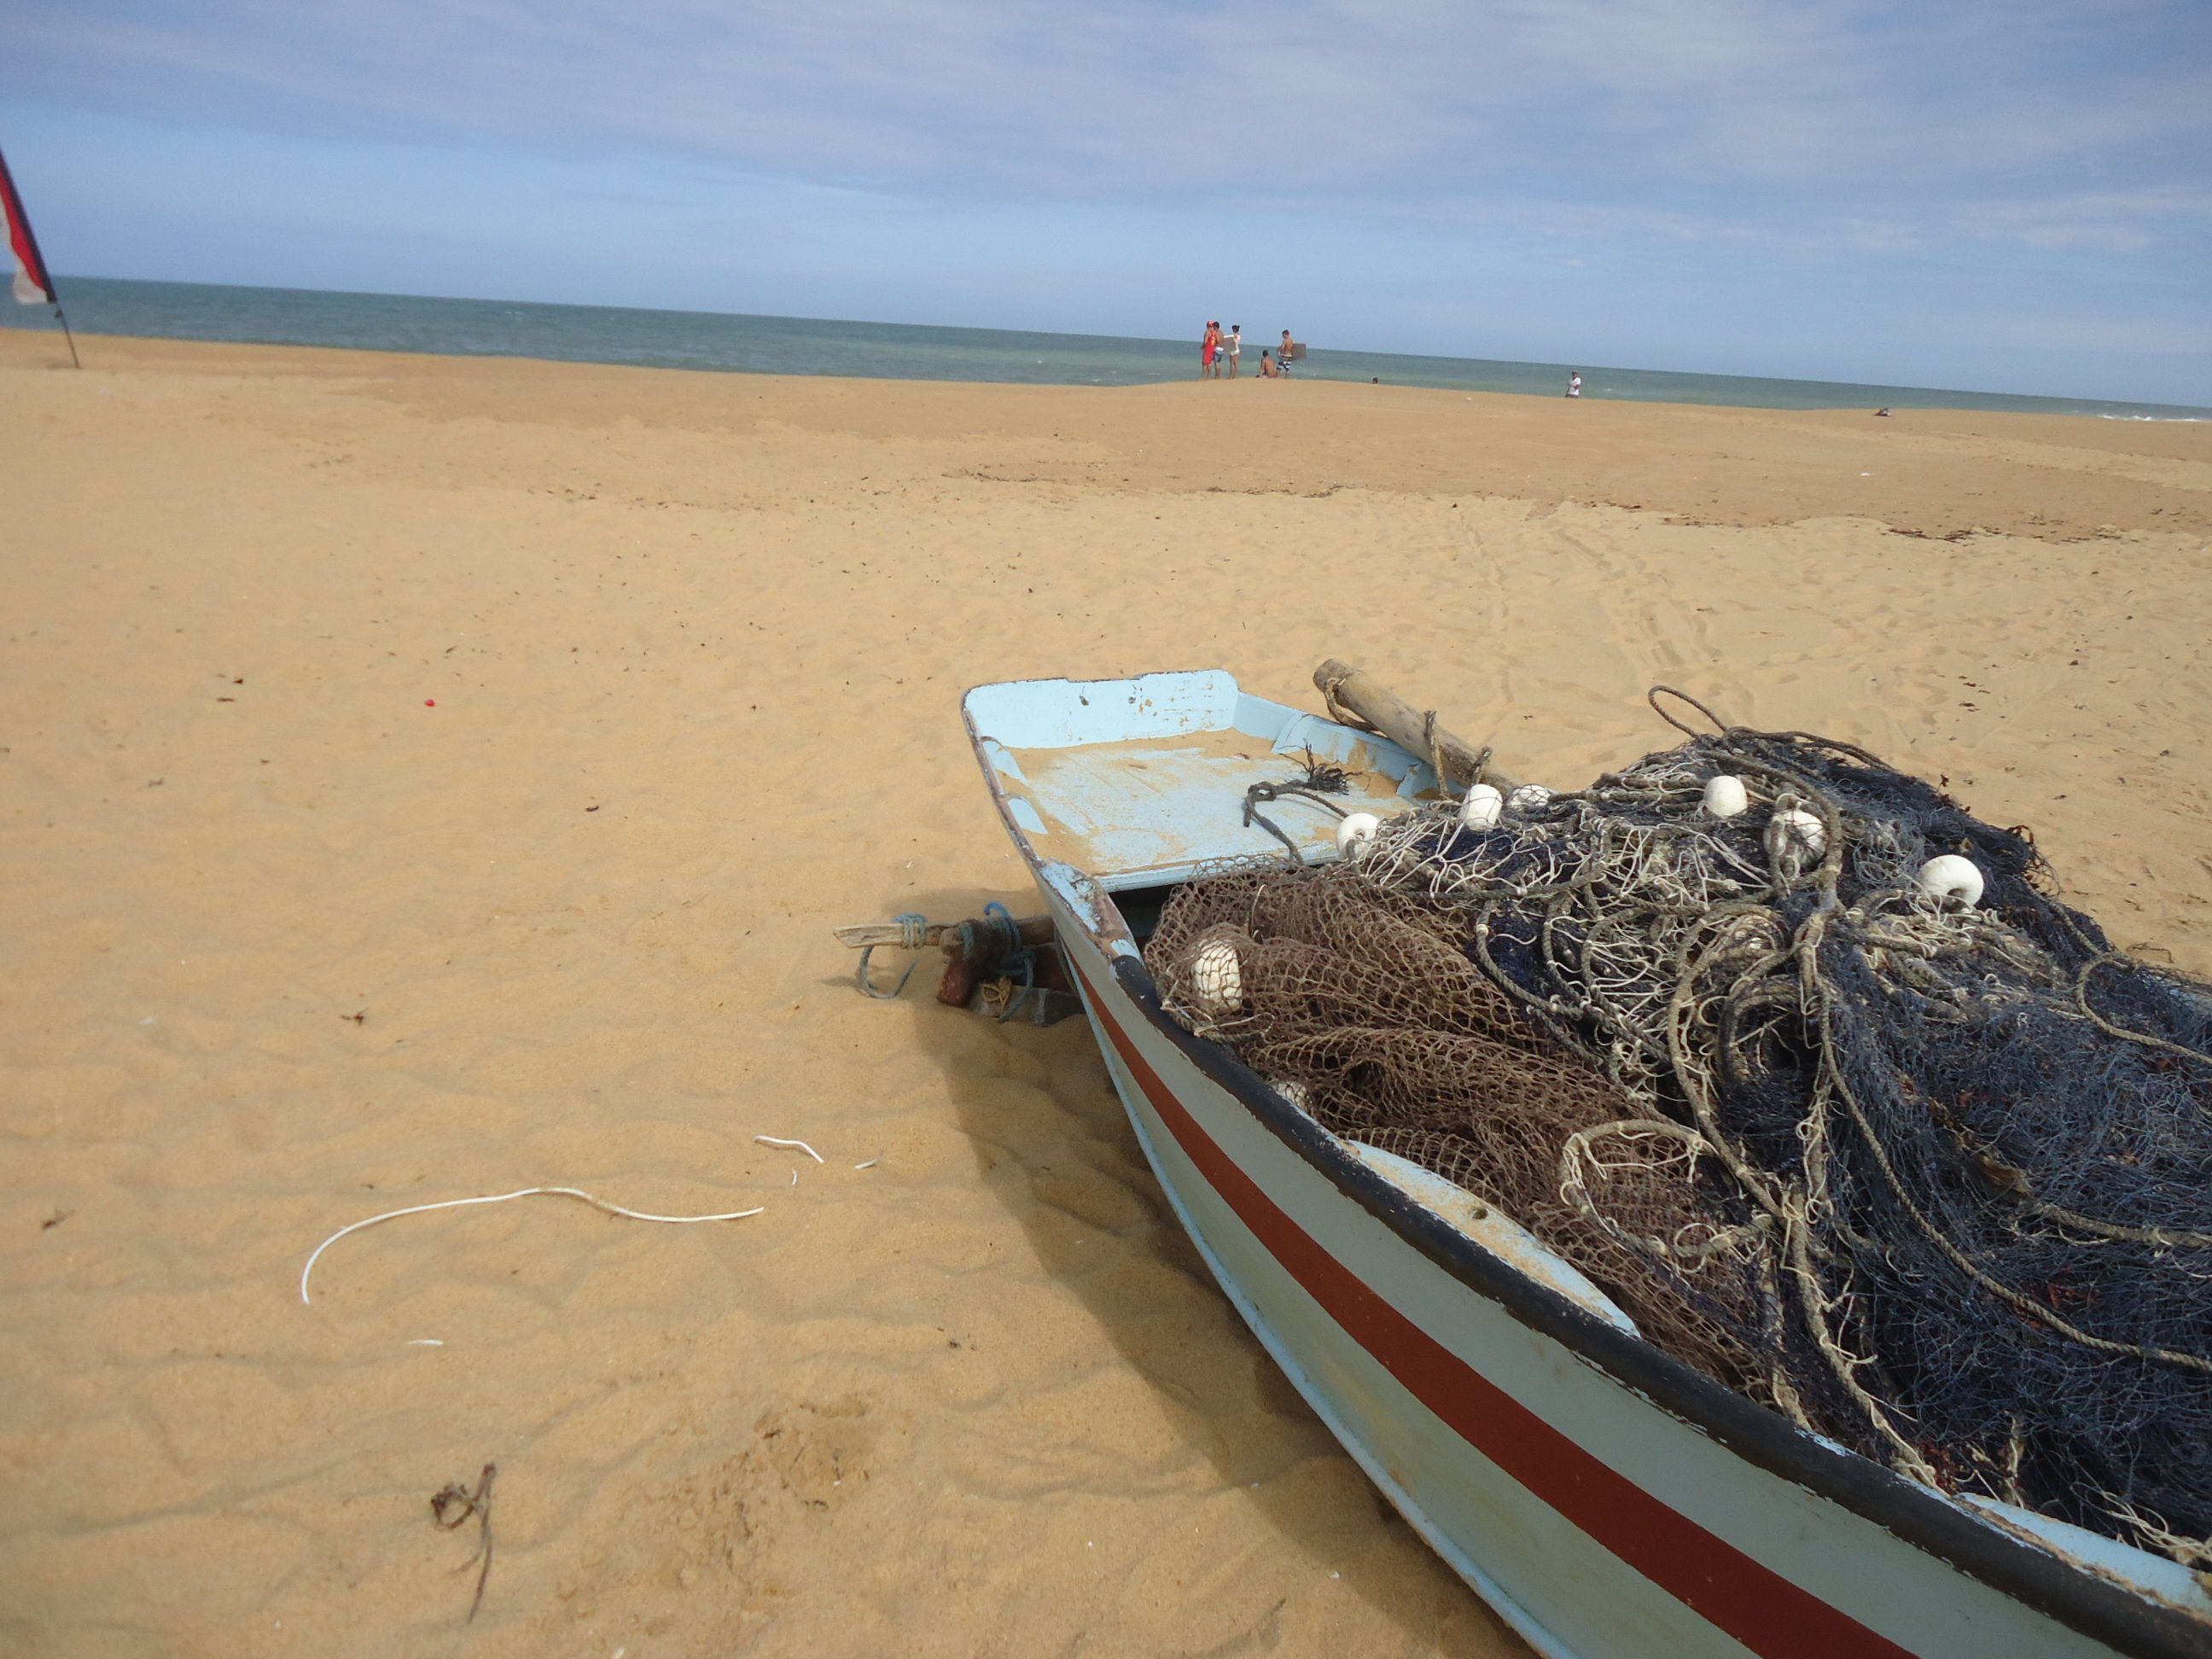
[854,1152,883,1170]
[754,1135,824,1164]
[300,1187,765,1305]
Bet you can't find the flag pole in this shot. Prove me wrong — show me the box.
[52,301,80,370]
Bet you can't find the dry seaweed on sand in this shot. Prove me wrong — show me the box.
[431,1463,498,1623]
[1148,713,2212,1567]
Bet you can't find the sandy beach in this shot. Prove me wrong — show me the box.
[4,326,2211,1658]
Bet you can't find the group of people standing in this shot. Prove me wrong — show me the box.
[1201,322,1297,380]
[1198,323,1586,397]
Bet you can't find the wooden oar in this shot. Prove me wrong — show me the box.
[1312,659,1517,793]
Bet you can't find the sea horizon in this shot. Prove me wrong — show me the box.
[5,274,2207,422]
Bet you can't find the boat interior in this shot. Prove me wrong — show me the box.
[963,669,1433,910]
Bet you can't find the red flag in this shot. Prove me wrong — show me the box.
[1,144,59,307]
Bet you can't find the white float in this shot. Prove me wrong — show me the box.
[1769,807,1828,860]
[1703,775,1749,819]
[1191,939,1245,1015]
[1336,811,1382,859]
[1460,784,1505,830]
[1917,854,1986,907]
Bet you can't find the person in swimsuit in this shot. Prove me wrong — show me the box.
[1259,350,1278,378]
[1278,329,1295,376]
[1202,321,1220,379]
[1226,324,1242,378]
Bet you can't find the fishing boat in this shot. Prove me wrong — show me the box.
[959,666,2212,1659]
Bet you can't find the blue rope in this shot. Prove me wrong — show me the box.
[974,900,1039,1022]
[859,905,1045,1021]
[857,912,929,999]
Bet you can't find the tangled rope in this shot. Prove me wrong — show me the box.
[967,900,1044,1022]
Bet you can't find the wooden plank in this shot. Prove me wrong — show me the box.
[1311,658,1516,793]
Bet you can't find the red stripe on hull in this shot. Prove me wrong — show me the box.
[1077,958,1913,1659]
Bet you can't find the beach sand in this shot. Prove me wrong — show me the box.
[4,327,2210,1658]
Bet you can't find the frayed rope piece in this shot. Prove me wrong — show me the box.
[300,1187,766,1306]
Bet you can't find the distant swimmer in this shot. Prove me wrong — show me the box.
[1567,371,1582,399]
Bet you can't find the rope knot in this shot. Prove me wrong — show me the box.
[859,911,933,999]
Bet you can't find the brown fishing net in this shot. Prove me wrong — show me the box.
[1144,713,2212,1569]
[1148,862,1771,1400]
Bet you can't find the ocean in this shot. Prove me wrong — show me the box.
[6,275,2206,421]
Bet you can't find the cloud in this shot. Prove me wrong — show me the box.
[5,0,2207,219]
[1951,187,2212,253]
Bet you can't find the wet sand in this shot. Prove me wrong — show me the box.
[3,328,2210,1657]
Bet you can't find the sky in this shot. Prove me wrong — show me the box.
[3,2,2209,405]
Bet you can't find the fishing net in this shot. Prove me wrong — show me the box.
[1145,700,2212,1565]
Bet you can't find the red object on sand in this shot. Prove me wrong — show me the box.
[424,699,435,707]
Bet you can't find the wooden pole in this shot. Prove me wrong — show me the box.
[833,916,1056,952]
[1312,659,1517,794]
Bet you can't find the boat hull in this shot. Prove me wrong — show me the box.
[1027,865,2199,1659]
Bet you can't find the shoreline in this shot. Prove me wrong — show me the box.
[9,277,2209,422]
[4,329,2208,544]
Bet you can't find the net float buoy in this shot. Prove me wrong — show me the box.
[1917,853,1985,907]
[1460,784,1504,830]
[1768,807,1827,861]
[1703,775,1749,819]
[1508,784,1554,812]
[1336,812,1382,859]
[1191,939,1244,1016]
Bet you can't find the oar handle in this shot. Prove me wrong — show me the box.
[833,916,1056,952]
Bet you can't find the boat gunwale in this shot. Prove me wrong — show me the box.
[958,672,2212,1659]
